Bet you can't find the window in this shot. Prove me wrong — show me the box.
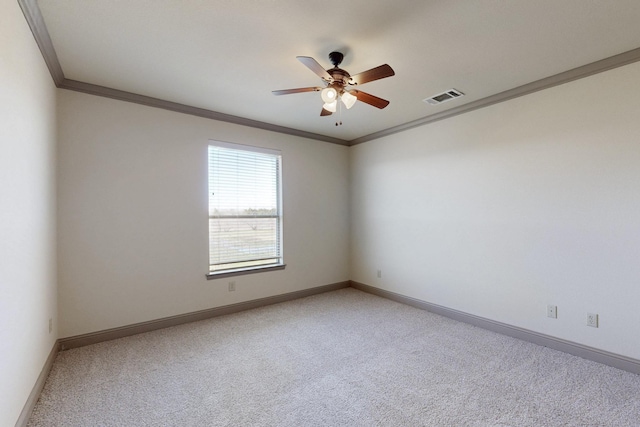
[207,141,284,278]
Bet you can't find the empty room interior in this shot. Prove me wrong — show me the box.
[3,0,640,425]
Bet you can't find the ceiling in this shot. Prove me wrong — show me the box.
[29,0,640,144]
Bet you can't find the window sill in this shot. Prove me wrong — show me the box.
[206,264,286,280]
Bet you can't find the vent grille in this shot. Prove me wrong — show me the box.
[424,89,464,105]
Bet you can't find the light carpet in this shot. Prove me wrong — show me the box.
[28,288,640,426]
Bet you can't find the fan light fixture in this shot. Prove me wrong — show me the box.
[323,101,337,112]
[321,87,337,103]
[341,91,357,109]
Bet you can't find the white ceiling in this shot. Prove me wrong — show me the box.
[37,0,640,142]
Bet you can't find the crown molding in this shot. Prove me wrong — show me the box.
[59,79,349,145]
[16,0,349,147]
[18,0,64,85]
[350,46,640,145]
[18,0,640,147]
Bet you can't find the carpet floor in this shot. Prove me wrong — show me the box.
[28,288,640,426]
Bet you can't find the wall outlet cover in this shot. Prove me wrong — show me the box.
[587,313,599,328]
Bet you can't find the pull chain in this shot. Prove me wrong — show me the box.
[335,98,343,126]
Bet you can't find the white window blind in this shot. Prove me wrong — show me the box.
[208,142,283,274]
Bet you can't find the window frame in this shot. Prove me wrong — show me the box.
[205,140,285,280]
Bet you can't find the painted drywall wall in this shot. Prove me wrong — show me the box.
[350,61,640,360]
[0,0,58,425]
[57,90,349,338]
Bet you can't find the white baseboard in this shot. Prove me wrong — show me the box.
[22,279,636,427]
[17,281,350,426]
[14,341,59,427]
[59,281,350,350]
[350,281,640,375]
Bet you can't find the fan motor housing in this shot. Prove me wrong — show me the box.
[326,51,351,87]
[328,67,351,87]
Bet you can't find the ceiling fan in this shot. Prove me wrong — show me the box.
[272,51,395,118]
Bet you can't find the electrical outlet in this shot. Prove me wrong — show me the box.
[587,313,598,328]
[377,270,382,278]
[49,318,53,333]
[228,281,236,292]
[547,305,557,319]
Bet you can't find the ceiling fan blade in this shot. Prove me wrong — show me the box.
[297,56,332,81]
[350,64,395,86]
[320,108,333,116]
[351,90,390,109]
[272,87,322,95]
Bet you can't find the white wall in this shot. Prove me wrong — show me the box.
[57,90,350,338]
[350,61,640,360]
[0,0,58,425]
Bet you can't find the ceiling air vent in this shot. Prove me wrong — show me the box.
[423,89,464,105]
